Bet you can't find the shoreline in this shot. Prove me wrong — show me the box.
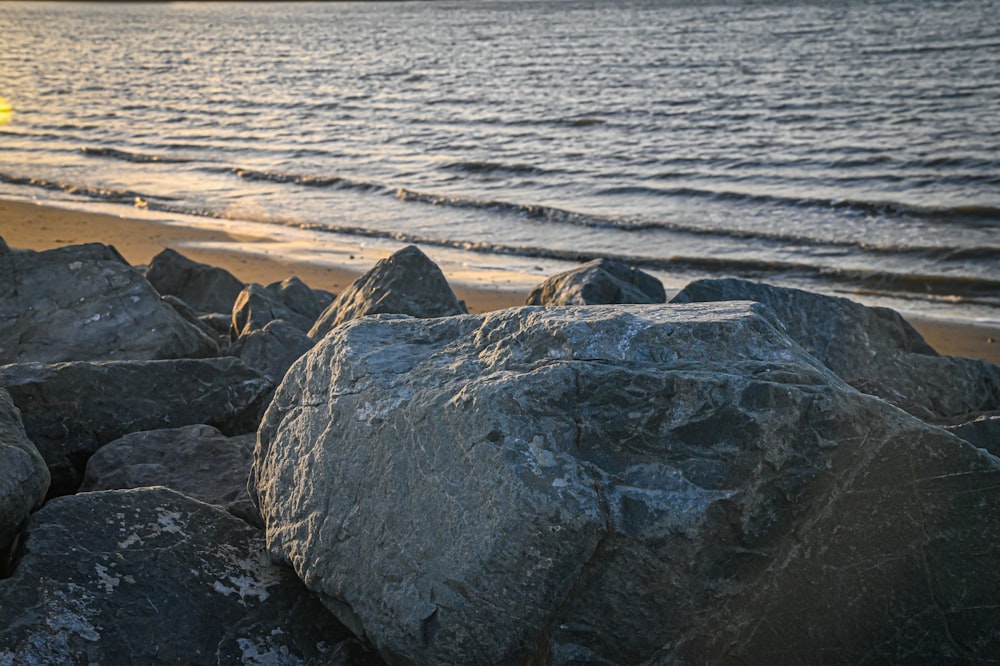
[2,198,998,366]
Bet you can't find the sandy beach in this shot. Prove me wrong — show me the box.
[3,198,998,366]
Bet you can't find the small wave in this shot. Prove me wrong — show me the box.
[0,172,176,204]
[230,167,386,193]
[80,146,191,164]
[594,183,1000,226]
[443,161,545,176]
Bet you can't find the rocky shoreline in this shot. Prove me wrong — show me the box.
[2,237,999,663]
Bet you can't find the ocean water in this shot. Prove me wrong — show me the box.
[2,0,998,322]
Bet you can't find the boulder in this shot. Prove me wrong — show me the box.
[671,278,1000,422]
[252,304,1000,664]
[0,235,9,254]
[0,487,376,664]
[0,357,272,498]
[144,247,245,315]
[0,243,219,364]
[161,294,225,344]
[232,277,325,338]
[0,388,49,565]
[947,414,1000,457]
[526,258,665,306]
[231,318,316,383]
[308,245,467,340]
[80,424,261,527]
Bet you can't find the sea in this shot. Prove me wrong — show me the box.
[2,0,999,324]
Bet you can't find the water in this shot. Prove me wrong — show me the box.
[2,0,999,322]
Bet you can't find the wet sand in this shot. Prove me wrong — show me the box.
[2,198,997,365]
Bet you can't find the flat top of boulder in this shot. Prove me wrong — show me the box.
[308,245,467,340]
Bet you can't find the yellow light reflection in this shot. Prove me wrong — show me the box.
[0,97,12,125]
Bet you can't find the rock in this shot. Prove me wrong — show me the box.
[0,388,49,565]
[271,275,328,322]
[946,414,1000,457]
[200,311,234,337]
[0,357,272,498]
[525,258,666,306]
[670,278,1000,422]
[0,236,9,255]
[0,487,377,664]
[144,247,245,315]
[162,294,225,344]
[79,424,261,527]
[308,245,467,340]
[0,243,219,364]
[251,304,1000,664]
[232,277,325,338]
[232,318,316,383]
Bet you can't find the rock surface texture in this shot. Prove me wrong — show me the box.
[252,304,1000,664]
[0,243,219,364]
[144,247,246,315]
[307,245,467,340]
[231,277,326,338]
[80,424,261,527]
[671,278,1000,422]
[232,318,316,383]
[0,357,272,498]
[0,388,49,558]
[525,258,666,306]
[947,414,1000,457]
[0,487,370,664]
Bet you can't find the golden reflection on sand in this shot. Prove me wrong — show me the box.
[0,97,12,125]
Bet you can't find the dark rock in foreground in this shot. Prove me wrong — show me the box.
[526,258,666,306]
[0,388,49,561]
[80,424,261,527]
[144,247,246,315]
[252,303,1000,664]
[0,487,372,664]
[0,243,219,364]
[671,278,1000,422]
[308,245,467,340]
[0,357,272,498]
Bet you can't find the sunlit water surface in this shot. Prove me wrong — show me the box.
[1,0,998,321]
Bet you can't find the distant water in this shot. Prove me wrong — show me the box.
[2,0,998,322]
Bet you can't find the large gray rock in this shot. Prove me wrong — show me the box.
[0,357,272,498]
[0,243,219,364]
[251,304,1000,664]
[0,487,374,664]
[232,318,316,384]
[232,277,326,338]
[308,245,466,340]
[526,258,666,306]
[671,278,1000,422]
[0,388,49,563]
[80,424,261,527]
[144,247,246,315]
